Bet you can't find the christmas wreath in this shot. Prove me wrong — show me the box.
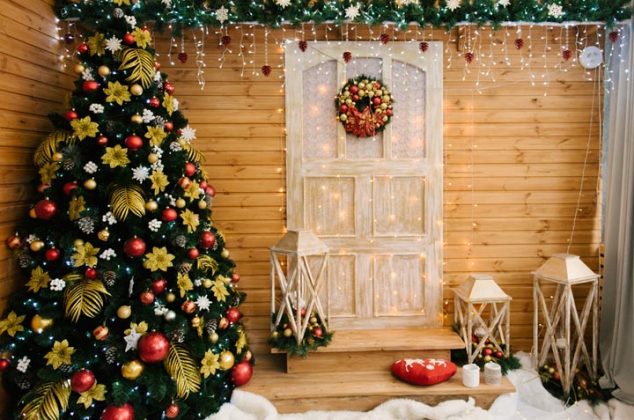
[335,76,393,138]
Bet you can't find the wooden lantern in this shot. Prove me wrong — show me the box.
[532,254,599,397]
[270,230,329,344]
[453,274,511,364]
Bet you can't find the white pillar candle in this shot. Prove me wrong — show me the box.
[462,363,480,388]
[484,362,502,385]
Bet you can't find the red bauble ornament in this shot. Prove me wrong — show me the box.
[349,85,359,95]
[205,186,216,197]
[199,231,216,249]
[163,82,175,95]
[464,52,474,64]
[45,248,61,262]
[125,135,143,151]
[149,97,160,108]
[483,347,493,356]
[165,403,180,418]
[71,369,96,393]
[514,38,525,50]
[184,162,197,177]
[298,40,308,52]
[181,300,196,314]
[343,51,352,63]
[0,358,10,372]
[312,326,323,338]
[123,33,135,46]
[138,332,170,363]
[93,325,109,341]
[37,184,50,194]
[231,273,240,283]
[562,49,573,61]
[63,181,78,195]
[226,307,241,324]
[386,109,393,117]
[162,208,178,222]
[187,248,199,259]
[97,135,109,146]
[609,31,620,43]
[221,35,232,47]
[352,94,360,102]
[261,65,272,77]
[339,104,349,113]
[85,267,97,279]
[494,350,504,359]
[140,290,155,305]
[178,177,192,190]
[5,235,21,250]
[231,361,253,387]
[82,80,100,93]
[65,110,79,121]
[177,52,188,63]
[380,33,390,45]
[219,317,229,330]
[124,237,146,258]
[164,122,174,132]
[151,278,168,294]
[34,199,58,220]
[77,43,89,54]
[419,41,429,53]
[199,181,208,189]
[372,97,381,106]
[101,403,135,420]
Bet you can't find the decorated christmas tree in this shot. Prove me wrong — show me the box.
[0,3,252,419]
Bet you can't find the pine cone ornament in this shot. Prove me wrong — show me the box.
[514,38,524,50]
[205,319,218,335]
[221,35,231,46]
[17,252,32,268]
[103,271,117,287]
[419,41,429,53]
[14,373,32,390]
[78,217,96,234]
[174,235,187,248]
[168,328,186,343]
[178,263,192,274]
[298,40,308,52]
[105,346,118,364]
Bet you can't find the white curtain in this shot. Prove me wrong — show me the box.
[600,20,634,403]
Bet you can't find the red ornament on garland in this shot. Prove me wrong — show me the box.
[164,121,174,132]
[562,49,573,61]
[0,358,10,372]
[380,33,391,45]
[124,237,146,258]
[63,181,78,195]
[123,33,136,46]
[151,278,168,295]
[181,300,196,314]
[149,97,161,108]
[34,199,58,220]
[187,248,200,259]
[93,325,109,341]
[231,361,253,387]
[221,35,232,47]
[464,52,475,64]
[140,290,155,305]
[71,369,96,393]
[298,40,308,52]
[97,135,109,146]
[163,82,175,95]
[101,403,135,420]
[184,162,197,177]
[82,80,100,93]
[261,65,272,77]
[165,403,180,418]
[205,186,216,197]
[77,43,89,54]
[199,231,216,249]
[65,110,79,121]
[343,51,352,63]
[312,326,323,338]
[419,41,429,53]
[231,273,241,283]
[514,38,524,50]
[85,267,97,279]
[162,208,178,222]
[125,134,143,151]
[609,31,619,43]
[45,248,61,262]
[177,52,188,64]
[226,307,241,324]
[138,332,170,363]
[5,235,21,250]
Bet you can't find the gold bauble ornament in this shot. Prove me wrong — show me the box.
[192,316,201,327]
[209,332,219,343]
[147,153,159,164]
[202,279,213,289]
[175,198,186,209]
[52,152,63,162]
[131,114,143,124]
[29,208,37,218]
[145,200,158,211]
[121,359,145,380]
[83,178,97,190]
[271,331,279,339]
[219,351,235,370]
[197,200,207,210]
[166,293,176,303]
[74,63,86,74]
[130,84,144,96]
[74,239,85,247]
[31,314,54,333]
[98,65,111,77]
[221,248,230,258]
[283,328,293,337]
[309,317,318,324]
[97,229,110,241]
[117,305,132,319]
[30,241,45,252]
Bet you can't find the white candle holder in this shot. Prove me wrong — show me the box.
[484,362,502,385]
[462,363,480,388]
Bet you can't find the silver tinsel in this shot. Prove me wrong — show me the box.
[174,235,187,248]
[103,271,117,287]
[205,319,218,335]
[105,346,118,364]
[77,216,96,234]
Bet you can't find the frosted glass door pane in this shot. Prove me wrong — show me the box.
[303,60,338,159]
[391,61,426,159]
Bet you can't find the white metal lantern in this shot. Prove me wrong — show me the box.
[453,274,511,364]
[270,230,329,344]
[532,254,600,397]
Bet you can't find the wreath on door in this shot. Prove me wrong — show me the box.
[335,76,394,138]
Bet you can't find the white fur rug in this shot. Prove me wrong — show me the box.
[209,353,634,420]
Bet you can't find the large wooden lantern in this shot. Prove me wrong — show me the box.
[532,254,599,397]
[453,274,511,364]
[270,230,329,344]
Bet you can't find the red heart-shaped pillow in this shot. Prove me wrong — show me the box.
[391,358,457,386]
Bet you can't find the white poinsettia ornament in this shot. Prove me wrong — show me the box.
[497,0,510,7]
[105,36,122,53]
[345,3,360,21]
[275,0,291,8]
[446,0,461,11]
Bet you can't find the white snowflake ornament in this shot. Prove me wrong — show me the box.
[345,4,360,21]
[497,0,510,6]
[89,103,104,114]
[547,4,564,19]
[216,6,229,24]
[179,125,197,142]
[132,165,150,182]
[275,0,291,7]
[446,0,461,11]
[196,295,211,311]
[105,36,122,53]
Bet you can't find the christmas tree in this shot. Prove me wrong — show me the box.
[0,3,252,419]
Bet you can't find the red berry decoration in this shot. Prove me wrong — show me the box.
[34,199,58,220]
[45,248,61,261]
[123,33,135,45]
[184,162,197,177]
[562,49,573,61]
[221,35,232,47]
[71,369,96,393]
[162,207,178,222]
[419,41,429,53]
[609,31,619,43]
[177,52,188,63]
[63,181,78,195]
[464,51,475,64]
[231,273,240,283]
[77,43,89,54]
[199,181,208,189]
[298,40,308,52]
[149,97,161,108]
[343,51,352,63]
[93,325,109,341]
[0,359,10,372]
[65,110,78,121]
[187,248,199,259]
[380,33,390,45]
[101,403,135,420]
[199,231,216,249]
[231,361,253,387]
[166,403,180,418]
[85,267,97,279]
[140,290,155,305]
[138,332,170,363]
[125,134,143,151]
[514,38,524,50]
[151,278,168,295]
[261,65,272,77]
[163,82,175,95]
[82,80,100,92]
[97,135,109,146]
[226,307,241,324]
[124,237,146,258]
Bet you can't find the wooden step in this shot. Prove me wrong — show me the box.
[244,364,516,413]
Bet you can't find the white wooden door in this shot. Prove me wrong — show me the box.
[285,41,443,329]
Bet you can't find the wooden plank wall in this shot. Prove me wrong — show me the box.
[0,0,75,408]
[156,26,602,355]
